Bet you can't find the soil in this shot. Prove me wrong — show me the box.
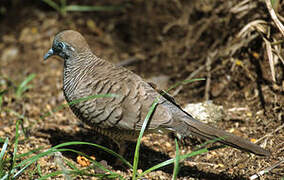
[0,0,283,179]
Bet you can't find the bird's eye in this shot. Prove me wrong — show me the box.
[58,42,65,50]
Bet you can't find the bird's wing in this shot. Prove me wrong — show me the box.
[70,63,173,132]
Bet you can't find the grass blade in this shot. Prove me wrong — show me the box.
[11,120,20,170]
[139,148,208,178]
[0,137,9,161]
[138,137,223,178]
[15,73,36,98]
[15,146,44,159]
[166,78,205,92]
[37,170,63,180]
[0,137,9,166]
[132,78,204,179]
[132,99,159,179]
[0,173,8,180]
[0,138,9,179]
[63,158,79,171]
[37,163,42,177]
[172,139,180,180]
[65,5,124,12]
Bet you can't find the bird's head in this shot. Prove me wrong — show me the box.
[44,30,90,61]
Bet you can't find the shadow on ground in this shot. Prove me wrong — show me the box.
[37,127,246,180]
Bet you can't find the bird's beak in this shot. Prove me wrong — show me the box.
[44,48,54,61]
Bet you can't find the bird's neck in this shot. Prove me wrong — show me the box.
[62,51,104,100]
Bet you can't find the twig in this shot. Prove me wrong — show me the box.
[255,123,284,143]
[238,20,268,38]
[204,53,213,101]
[265,0,284,37]
[249,159,284,180]
[264,38,276,82]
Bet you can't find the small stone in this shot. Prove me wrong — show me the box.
[165,142,172,149]
[183,101,224,124]
[0,130,5,136]
[1,47,19,62]
[246,112,252,117]
[3,126,11,133]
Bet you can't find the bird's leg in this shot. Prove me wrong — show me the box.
[113,139,127,166]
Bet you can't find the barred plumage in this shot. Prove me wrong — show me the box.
[44,30,270,156]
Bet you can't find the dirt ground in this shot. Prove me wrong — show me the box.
[0,0,283,179]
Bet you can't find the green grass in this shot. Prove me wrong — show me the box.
[0,131,212,179]
[15,73,36,99]
[0,138,9,178]
[132,98,159,179]
[172,139,180,180]
[0,73,36,101]
[41,0,124,16]
[0,120,25,179]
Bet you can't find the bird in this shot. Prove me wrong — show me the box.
[44,30,270,157]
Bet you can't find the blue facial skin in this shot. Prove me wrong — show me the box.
[44,41,71,60]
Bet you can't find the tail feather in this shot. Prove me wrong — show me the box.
[172,115,270,156]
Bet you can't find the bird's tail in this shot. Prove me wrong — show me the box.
[171,114,270,156]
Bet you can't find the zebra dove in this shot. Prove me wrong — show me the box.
[44,30,270,156]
